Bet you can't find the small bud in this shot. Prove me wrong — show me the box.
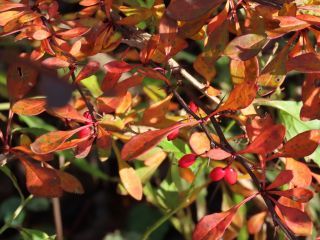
[224,167,238,185]
[167,129,179,141]
[188,101,198,113]
[83,111,93,123]
[178,153,198,168]
[209,167,226,182]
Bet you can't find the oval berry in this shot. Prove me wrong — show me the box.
[77,127,91,139]
[224,167,238,185]
[188,101,198,113]
[178,153,198,168]
[209,167,226,182]
[167,129,179,141]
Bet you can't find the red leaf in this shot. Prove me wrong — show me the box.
[57,171,84,194]
[75,61,100,82]
[238,124,285,155]
[103,60,133,73]
[245,115,274,142]
[12,98,46,116]
[121,120,197,161]
[269,188,313,203]
[266,170,293,190]
[19,158,62,197]
[193,193,257,240]
[75,136,94,158]
[30,126,88,154]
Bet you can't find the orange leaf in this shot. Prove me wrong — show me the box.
[286,158,312,187]
[75,61,100,82]
[12,146,53,161]
[19,158,62,197]
[42,57,70,69]
[31,126,88,154]
[245,115,274,142]
[300,73,320,121]
[121,120,197,161]
[32,29,51,40]
[189,132,211,155]
[247,211,267,234]
[0,11,24,26]
[266,170,293,190]
[193,193,257,240]
[269,188,313,203]
[12,98,46,116]
[238,124,285,155]
[57,171,84,194]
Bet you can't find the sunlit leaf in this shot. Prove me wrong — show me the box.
[266,170,293,190]
[286,158,312,187]
[247,211,267,234]
[12,98,46,116]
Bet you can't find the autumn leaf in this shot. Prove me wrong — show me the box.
[57,171,84,194]
[31,126,89,154]
[193,193,257,240]
[103,60,133,73]
[203,148,232,160]
[159,13,178,57]
[121,120,197,161]
[48,104,88,122]
[238,124,286,155]
[224,34,268,61]
[269,188,313,203]
[247,212,267,234]
[287,53,320,73]
[75,61,100,82]
[19,158,63,198]
[300,73,320,121]
[266,170,293,190]
[12,98,46,116]
[286,158,312,187]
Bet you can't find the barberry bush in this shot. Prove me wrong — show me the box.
[0,0,320,239]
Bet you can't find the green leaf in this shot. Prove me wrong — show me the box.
[20,228,55,240]
[0,197,25,226]
[81,75,103,98]
[255,100,320,165]
[18,116,56,131]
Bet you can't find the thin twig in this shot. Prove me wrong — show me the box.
[52,198,63,240]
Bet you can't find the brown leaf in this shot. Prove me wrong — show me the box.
[12,98,46,116]
[269,188,313,203]
[19,158,62,197]
[287,53,320,73]
[121,120,197,161]
[56,27,90,40]
[159,13,178,57]
[57,171,84,194]
[166,0,224,21]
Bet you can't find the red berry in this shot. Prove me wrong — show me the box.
[167,129,179,141]
[83,111,93,123]
[178,154,198,168]
[209,167,226,182]
[77,127,91,139]
[224,167,238,185]
[188,101,198,113]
